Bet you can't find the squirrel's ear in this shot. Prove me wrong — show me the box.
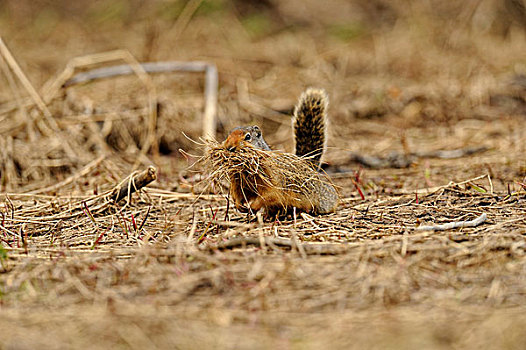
[252,125,262,137]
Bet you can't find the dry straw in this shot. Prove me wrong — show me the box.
[203,140,339,215]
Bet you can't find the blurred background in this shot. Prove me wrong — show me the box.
[0,0,525,191]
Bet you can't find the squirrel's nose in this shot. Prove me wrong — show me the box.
[223,136,238,152]
[223,130,244,152]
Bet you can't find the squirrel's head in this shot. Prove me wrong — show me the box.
[223,126,264,152]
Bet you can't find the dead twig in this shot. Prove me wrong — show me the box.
[110,166,157,203]
[420,146,489,159]
[349,152,415,169]
[349,146,489,169]
[415,213,487,231]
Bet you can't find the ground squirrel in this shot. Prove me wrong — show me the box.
[223,125,271,152]
[221,88,338,216]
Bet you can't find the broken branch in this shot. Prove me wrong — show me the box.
[349,146,489,169]
[110,166,157,203]
[415,213,487,232]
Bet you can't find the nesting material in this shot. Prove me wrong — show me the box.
[204,140,339,216]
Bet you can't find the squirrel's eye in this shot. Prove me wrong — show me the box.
[244,133,251,141]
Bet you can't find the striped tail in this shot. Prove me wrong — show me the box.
[292,88,328,168]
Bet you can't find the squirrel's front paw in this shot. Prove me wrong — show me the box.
[233,202,250,213]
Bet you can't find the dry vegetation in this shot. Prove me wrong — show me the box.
[0,0,526,349]
[204,139,338,215]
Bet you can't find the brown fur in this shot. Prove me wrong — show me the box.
[205,141,338,217]
[208,88,336,217]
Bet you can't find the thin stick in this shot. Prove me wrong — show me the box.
[0,224,18,237]
[203,63,218,141]
[488,173,494,194]
[61,61,214,87]
[415,213,487,231]
[349,147,489,169]
[419,146,489,159]
[110,166,157,203]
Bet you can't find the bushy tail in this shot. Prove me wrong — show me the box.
[292,88,328,168]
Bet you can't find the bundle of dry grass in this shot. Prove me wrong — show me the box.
[204,140,339,217]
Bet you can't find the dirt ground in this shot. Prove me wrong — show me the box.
[0,1,525,349]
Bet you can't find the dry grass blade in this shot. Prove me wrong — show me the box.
[0,52,35,140]
[0,37,77,159]
[0,38,53,125]
[170,0,204,40]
